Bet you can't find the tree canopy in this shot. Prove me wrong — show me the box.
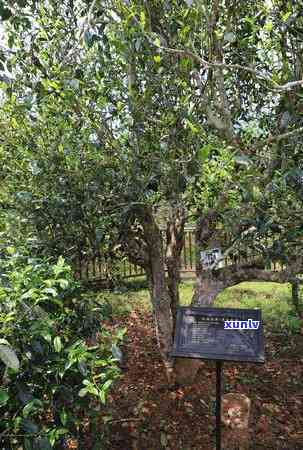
[1,0,302,375]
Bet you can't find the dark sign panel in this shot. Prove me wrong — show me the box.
[171,307,265,363]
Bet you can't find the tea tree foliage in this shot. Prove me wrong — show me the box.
[1,0,302,240]
[0,0,302,381]
[0,251,124,448]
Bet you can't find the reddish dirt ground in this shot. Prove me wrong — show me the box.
[98,309,303,450]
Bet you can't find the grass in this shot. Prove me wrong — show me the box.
[215,282,299,332]
[177,280,299,331]
[88,278,302,333]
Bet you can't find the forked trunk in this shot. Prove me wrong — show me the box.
[192,273,225,306]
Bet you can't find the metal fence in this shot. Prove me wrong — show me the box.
[75,228,196,283]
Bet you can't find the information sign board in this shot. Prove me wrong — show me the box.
[171,307,265,363]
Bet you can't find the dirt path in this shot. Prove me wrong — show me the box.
[99,309,303,450]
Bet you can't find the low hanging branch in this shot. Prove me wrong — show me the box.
[192,259,303,307]
[267,126,303,143]
[217,262,303,287]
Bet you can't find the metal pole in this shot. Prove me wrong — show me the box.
[216,361,223,450]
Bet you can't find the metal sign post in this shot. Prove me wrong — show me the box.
[216,361,222,450]
[171,307,265,450]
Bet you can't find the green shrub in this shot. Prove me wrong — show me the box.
[0,251,125,449]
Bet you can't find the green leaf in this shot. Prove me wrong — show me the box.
[0,7,12,20]
[102,379,113,391]
[140,10,146,27]
[58,279,69,289]
[22,399,43,418]
[57,256,65,267]
[99,389,106,404]
[43,287,57,297]
[186,120,198,133]
[24,438,34,450]
[22,403,34,418]
[78,387,88,397]
[87,384,99,396]
[116,327,127,340]
[198,145,211,162]
[264,21,273,32]
[54,428,69,436]
[0,389,9,406]
[21,418,39,434]
[21,288,37,300]
[53,336,63,353]
[6,246,15,255]
[53,256,65,276]
[0,344,20,370]
[36,437,52,450]
[60,409,68,426]
[42,333,52,344]
[153,55,161,63]
[154,37,161,47]
[48,80,60,90]
[282,11,292,22]
[224,31,236,43]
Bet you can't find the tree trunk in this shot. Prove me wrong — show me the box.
[120,205,174,383]
[165,204,186,337]
[174,212,220,384]
[165,205,200,386]
[173,357,203,386]
[192,272,225,306]
[291,278,303,320]
[147,259,174,381]
[143,211,174,379]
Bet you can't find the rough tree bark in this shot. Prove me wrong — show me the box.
[120,205,174,382]
[165,204,199,386]
[192,210,223,305]
[165,204,186,336]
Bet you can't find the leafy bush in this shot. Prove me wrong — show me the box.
[0,251,125,449]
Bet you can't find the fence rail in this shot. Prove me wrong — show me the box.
[75,228,196,283]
